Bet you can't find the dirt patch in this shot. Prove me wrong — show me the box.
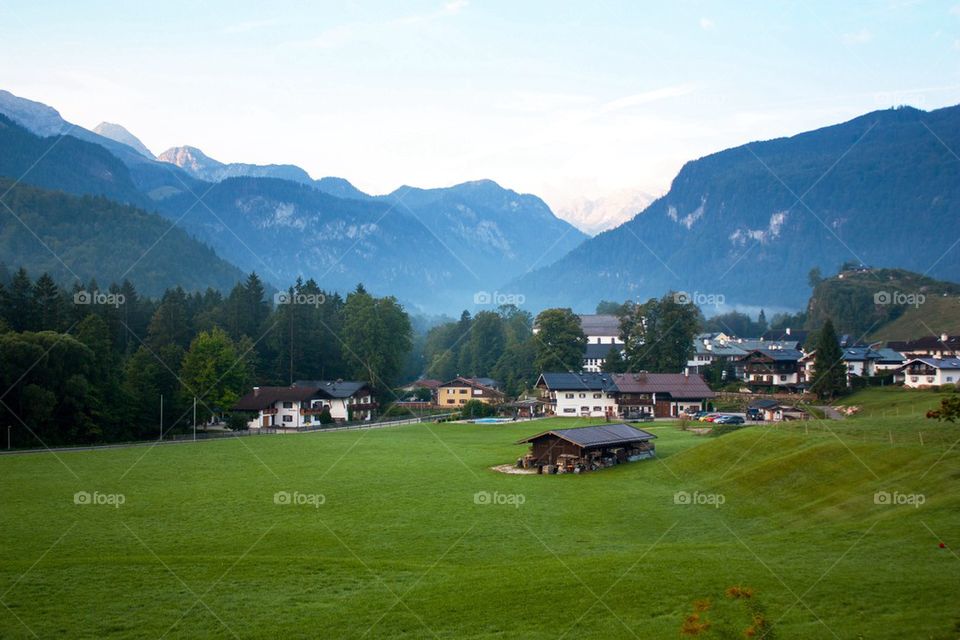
[491,464,537,475]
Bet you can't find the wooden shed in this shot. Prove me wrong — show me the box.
[516,423,657,473]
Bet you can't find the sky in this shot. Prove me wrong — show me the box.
[1,0,959,223]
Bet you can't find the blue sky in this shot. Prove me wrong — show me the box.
[1,0,958,214]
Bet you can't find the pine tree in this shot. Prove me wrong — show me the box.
[810,320,847,399]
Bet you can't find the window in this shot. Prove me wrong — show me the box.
[282,415,293,423]
[780,375,787,381]
[593,393,602,399]
[563,408,576,414]
[948,376,954,382]
[565,393,574,399]
[282,401,293,409]
[581,406,589,412]
[447,400,455,405]
[473,389,482,395]
[593,406,602,412]
[911,376,918,382]
[459,389,468,394]
[303,415,311,423]
[579,393,586,398]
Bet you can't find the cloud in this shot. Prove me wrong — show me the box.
[842,28,873,45]
[951,4,960,15]
[601,84,696,113]
[223,18,281,34]
[288,1,467,49]
[699,17,715,31]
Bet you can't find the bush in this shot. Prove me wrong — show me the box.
[318,407,334,425]
[710,422,748,437]
[460,400,496,419]
[224,412,249,431]
[939,384,957,393]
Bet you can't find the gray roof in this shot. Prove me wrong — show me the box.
[584,343,622,359]
[743,348,804,362]
[517,423,657,447]
[903,357,960,369]
[578,314,622,337]
[292,380,371,398]
[872,348,905,363]
[536,372,618,391]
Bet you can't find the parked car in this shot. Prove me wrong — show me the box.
[702,414,722,422]
[688,410,710,420]
[714,415,745,425]
[746,408,764,421]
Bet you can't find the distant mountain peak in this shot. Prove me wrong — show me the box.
[0,89,71,137]
[159,145,223,173]
[93,122,155,159]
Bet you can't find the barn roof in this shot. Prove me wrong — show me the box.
[517,423,657,447]
[536,372,618,391]
[292,380,371,398]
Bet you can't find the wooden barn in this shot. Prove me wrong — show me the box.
[516,423,657,473]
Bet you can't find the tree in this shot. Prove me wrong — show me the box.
[2,267,34,332]
[757,309,768,334]
[810,320,847,399]
[533,308,585,372]
[341,286,412,389]
[146,288,192,350]
[32,273,65,331]
[179,327,250,423]
[926,395,960,422]
[808,267,823,289]
[621,293,699,373]
[601,346,628,373]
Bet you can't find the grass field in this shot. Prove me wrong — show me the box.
[1,404,959,638]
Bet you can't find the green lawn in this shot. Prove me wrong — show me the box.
[0,415,958,638]
[836,385,956,418]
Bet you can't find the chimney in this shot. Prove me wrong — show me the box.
[941,333,948,343]
[253,386,260,396]
[786,327,792,336]
[684,369,689,378]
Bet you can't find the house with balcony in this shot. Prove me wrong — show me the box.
[685,333,749,378]
[740,348,804,391]
[437,377,504,407]
[887,334,960,359]
[233,380,376,429]
[612,372,715,418]
[535,372,619,418]
[895,358,960,388]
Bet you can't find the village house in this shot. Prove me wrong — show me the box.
[577,314,625,371]
[895,357,960,388]
[516,423,657,472]
[887,334,960,359]
[740,347,804,391]
[612,372,715,418]
[233,380,376,429]
[535,372,619,418]
[437,377,504,407]
[685,333,749,378]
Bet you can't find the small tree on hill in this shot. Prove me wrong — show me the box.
[927,396,960,422]
[810,320,846,400]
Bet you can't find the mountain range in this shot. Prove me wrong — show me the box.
[1,88,958,314]
[0,90,585,311]
[511,104,960,311]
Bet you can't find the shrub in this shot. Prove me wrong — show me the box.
[224,412,249,431]
[460,400,496,419]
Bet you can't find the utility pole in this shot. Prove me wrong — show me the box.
[7,425,10,450]
[193,397,197,441]
[160,394,163,442]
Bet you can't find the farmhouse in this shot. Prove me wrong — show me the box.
[740,348,804,391]
[583,342,623,373]
[888,334,960,359]
[516,423,657,472]
[437,377,504,407]
[685,333,749,378]
[895,357,960,388]
[535,372,619,418]
[233,380,376,428]
[612,372,715,418]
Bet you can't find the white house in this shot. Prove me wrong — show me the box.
[234,380,376,429]
[896,358,960,388]
[578,314,624,346]
[685,333,748,378]
[535,372,619,418]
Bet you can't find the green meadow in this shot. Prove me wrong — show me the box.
[1,392,958,638]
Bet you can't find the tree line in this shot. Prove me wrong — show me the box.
[0,267,411,446]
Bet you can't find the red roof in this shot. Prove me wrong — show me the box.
[611,373,715,398]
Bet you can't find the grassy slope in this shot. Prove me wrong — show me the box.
[0,414,958,639]
[868,294,960,342]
